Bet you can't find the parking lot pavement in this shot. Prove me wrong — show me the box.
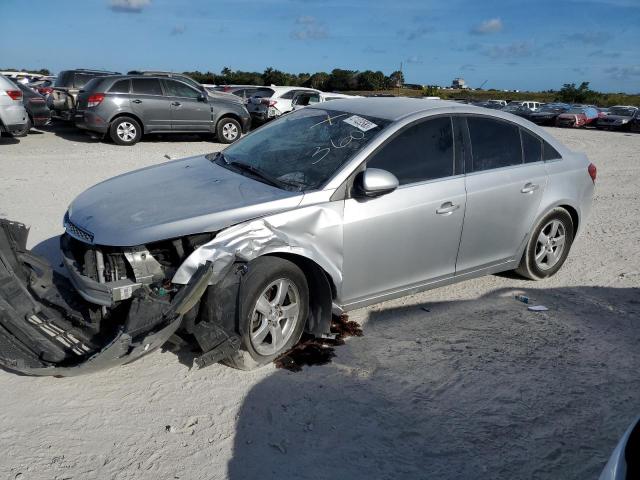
[0,124,639,479]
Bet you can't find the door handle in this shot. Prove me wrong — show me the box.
[521,182,540,194]
[131,99,142,104]
[436,202,460,215]
[171,101,182,107]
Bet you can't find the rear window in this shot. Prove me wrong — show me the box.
[109,79,130,93]
[468,117,522,171]
[54,71,74,87]
[74,73,99,89]
[252,88,275,98]
[132,78,163,96]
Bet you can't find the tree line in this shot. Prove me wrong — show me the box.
[184,67,405,91]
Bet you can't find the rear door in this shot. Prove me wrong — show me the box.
[163,79,212,131]
[455,115,548,274]
[341,116,466,306]
[130,78,171,131]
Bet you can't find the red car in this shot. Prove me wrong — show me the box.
[556,106,599,128]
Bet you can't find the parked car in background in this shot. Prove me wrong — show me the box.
[74,74,250,145]
[0,97,595,376]
[0,75,28,136]
[211,85,266,102]
[29,78,55,97]
[47,69,120,121]
[12,83,51,136]
[502,103,533,119]
[508,100,542,111]
[486,99,507,108]
[556,106,599,128]
[472,101,503,110]
[291,91,357,110]
[528,103,571,125]
[246,86,321,123]
[596,105,639,131]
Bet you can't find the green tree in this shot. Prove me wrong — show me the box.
[327,69,358,91]
[557,82,595,103]
[422,85,440,97]
[387,70,405,88]
[305,72,330,90]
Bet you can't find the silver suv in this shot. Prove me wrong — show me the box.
[75,75,251,145]
[0,75,28,136]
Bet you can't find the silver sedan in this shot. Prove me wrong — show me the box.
[0,98,596,375]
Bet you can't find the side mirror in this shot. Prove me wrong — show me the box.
[355,168,399,198]
[198,93,207,102]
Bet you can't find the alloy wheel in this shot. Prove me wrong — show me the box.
[534,219,566,270]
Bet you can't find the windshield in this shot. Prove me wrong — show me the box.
[608,107,637,116]
[210,108,390,191]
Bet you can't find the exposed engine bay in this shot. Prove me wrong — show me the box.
[0,219,241,376]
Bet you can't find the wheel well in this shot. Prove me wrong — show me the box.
[110,112,145,134]
[559,204,579,233]
[217,113,242,130]
[265,253,336,336]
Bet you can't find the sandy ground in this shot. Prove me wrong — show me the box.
[0,123,638,480]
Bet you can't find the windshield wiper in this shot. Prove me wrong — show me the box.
[226,160,289,189]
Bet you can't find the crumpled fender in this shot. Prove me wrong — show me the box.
[172,203,344,294]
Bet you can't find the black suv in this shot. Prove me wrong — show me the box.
[75,75,251,145]
[47,69,120,120]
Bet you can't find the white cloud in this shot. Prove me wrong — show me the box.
[291,16,328,40]
[108,0,151,13]
[471,18,503,35]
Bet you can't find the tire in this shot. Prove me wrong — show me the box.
[225,256,309,370]
[515,208,575,280]
[12,118,32,138]
[109,116,142,146]
[216,117,241,144]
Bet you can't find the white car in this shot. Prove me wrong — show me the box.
[292,92,360,110]
[508,100,542,111]
[0,75,28,136]
[246,86,321,122]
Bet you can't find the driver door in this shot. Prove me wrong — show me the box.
[163,79,212,131]
[341,116,467,307]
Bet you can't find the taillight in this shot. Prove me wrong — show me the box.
[260,98,276,107]
[39,87,53,95]
[87,93,105,108]
[6,90,22,101]
[588,163,597,183]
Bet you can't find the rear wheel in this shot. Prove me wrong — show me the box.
[516,208,574,280]
[12,118,32,137]
[225,256,308,370]
[216,117,241,144]
[110,116,142,146]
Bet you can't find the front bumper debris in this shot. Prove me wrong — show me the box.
[0,219,214,376]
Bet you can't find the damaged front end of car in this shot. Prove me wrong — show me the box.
[0,219,219,376]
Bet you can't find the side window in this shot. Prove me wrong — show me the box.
[280,90,296,100]
[131,78,163,96]
[543,141,562,161]
[367,117,454,185]
[164,80,200,98]
[109,79,130,93]
[467,116,522,171]
[521,129,542,163]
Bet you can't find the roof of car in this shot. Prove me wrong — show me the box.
[307,97,463,121]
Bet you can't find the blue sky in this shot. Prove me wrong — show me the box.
[1,0,639,92]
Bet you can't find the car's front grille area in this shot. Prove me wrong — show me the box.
[64,214,94,244]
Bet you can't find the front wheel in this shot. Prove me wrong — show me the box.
[216,117,241,144]
[225,256,308,370]
[110,116,142,146]
[515,208,575,280]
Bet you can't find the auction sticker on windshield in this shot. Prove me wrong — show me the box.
[343,115,378,132]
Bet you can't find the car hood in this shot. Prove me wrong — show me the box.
[67,155,303,246]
